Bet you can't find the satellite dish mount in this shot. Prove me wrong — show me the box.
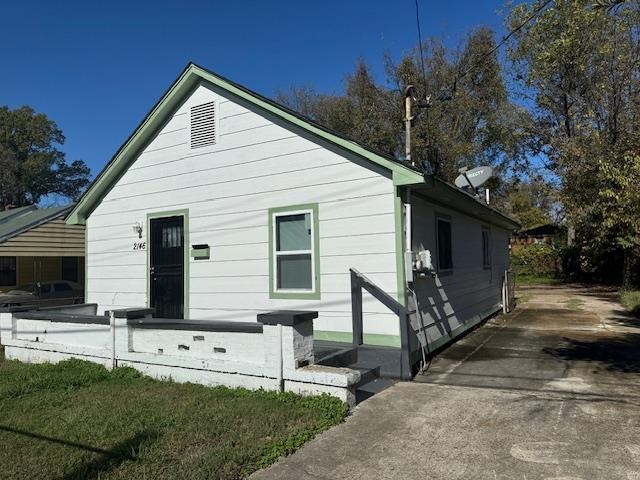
[404,85,431,166]
[454,166,494,204]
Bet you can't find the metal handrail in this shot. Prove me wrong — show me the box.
[350,268,412,379]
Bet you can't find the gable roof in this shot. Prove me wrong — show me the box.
[0,205,73,243]
[518,224,563,236]
[66,62,518,230]
[66,63,422,225]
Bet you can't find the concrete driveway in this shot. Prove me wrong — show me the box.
[251,285,640,480]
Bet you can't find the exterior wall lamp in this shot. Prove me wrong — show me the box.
[132,221,143,239]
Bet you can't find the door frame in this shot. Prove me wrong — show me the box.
[146,209,190,318]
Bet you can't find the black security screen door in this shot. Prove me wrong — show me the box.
[150,216,184,319]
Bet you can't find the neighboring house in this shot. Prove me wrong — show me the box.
[66,63,518,368]
[0,205,85,291]
[510,224,564,251]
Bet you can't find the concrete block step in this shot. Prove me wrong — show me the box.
[353,345,403,379]
[349,364,381,388]
[355,377,396,404]
[315,345,358,368]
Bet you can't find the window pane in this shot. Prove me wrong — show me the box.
[276,213,311,251]
[62,257,79,282]
[277,254,312,289]
[482,230,491,267]
[162,224,182,248]
[437,219,453,270]
[0,257,16,286]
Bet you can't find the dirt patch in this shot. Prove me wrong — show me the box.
[510,308,602,332]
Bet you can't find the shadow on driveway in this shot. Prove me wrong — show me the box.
[543,333,640,373]
[250,285,640,480]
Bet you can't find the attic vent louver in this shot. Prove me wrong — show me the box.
[190,102,216,149]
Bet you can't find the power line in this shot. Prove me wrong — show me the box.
[415,0,429,97]
[437,0,555,99]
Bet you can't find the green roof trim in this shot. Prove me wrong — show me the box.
[66,62,518,231]
[66,62,422,225]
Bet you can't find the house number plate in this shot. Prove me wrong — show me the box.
[133,242,147,250]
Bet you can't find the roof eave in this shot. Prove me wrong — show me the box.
[67,63,422,226]
[403,177,521,230]
[66,64,200,225]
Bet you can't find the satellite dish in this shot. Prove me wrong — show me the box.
[454,166,493,189]
[420,160,434,176]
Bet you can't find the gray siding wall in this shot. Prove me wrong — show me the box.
[409,194,510,353]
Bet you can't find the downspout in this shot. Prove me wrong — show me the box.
[404,187,431,374]
[402,187,413,375]
[404,188,412,266]
[277,323,284,392]
[110,310,116,369]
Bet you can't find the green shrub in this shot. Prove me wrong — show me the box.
[621,290,640,315]
[558,244,582,280]
[511,243,558,277]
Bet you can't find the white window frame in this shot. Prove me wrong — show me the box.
[270,206,318,297]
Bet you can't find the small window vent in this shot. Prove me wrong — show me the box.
[190,101,216,149]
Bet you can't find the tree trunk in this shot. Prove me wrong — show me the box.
[622,249,633,288]
[567,224,575,246]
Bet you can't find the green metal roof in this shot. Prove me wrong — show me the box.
[0,205,73,243]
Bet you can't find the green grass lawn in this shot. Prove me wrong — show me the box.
[0,359,348,480]
[620,289,640,316]
[564,297,585,309]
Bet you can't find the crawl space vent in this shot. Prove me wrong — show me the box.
[190,101,216,149]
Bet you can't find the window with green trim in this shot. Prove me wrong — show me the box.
[269,205,319,298]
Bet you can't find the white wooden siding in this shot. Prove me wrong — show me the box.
[87,83,399,339]
[409,194,510,348]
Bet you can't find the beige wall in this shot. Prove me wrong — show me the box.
[0,218,84,257]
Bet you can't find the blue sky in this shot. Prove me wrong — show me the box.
[1,0,510,183]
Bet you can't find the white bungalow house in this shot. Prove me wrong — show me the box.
[65,63,518,376]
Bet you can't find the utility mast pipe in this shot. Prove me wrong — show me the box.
[405,94,413,165]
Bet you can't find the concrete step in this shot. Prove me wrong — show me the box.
[313,340,400,404]
[354,345,403,379]
[350,364,381,387]
[314,341,358,368]
[355,377,396,404]
[314,340,404,379]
